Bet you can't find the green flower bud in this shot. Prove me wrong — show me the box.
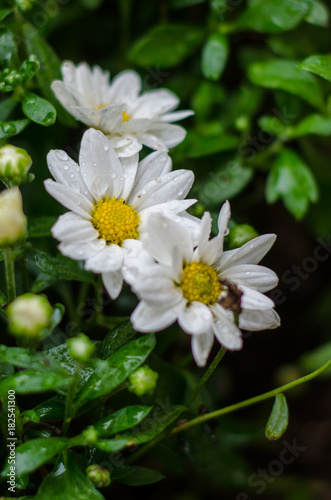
[67,333,95,363]
[15,0,34,12]
[128,365,158,396]
[82,426,99,445]
[0,188,27,246]
[228,224,259,250]
[86,465,111,489]
[0,145,32,184]
[7,293,53,338]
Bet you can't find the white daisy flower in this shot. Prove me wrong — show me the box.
[131,201,280,367]
[44,128,198,299]
[51,61,193,157]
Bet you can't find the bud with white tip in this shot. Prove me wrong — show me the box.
[0,188,27,246]
[7,293,53,338]
[67,333,95,363]
[0,145,32,184]
[128,365,159,396]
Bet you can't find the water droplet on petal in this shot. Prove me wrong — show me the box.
[111,172,117,179]
[91,175,108,195]
[103,143,109,151]
[56,151,69,161]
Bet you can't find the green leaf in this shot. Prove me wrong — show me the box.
[0,119,29,140]
[129,24,204,68]
[248,59,324,109]
[95,405,153,437]
[94,437,134,453]
[0,9,13,22]
[266,148,319,219]
[258,115,290,137]
[234,0,310,33]
[0,370,72,396]
[0,345,67,373]
[101,320,136,358]
[28,216,57,238]
[174,131,239,160]
[195,159,253,207]
[1,438,69,478]
[124,404,187,445]
[45,344,94,384]
[201,32,228,81]
[0,27,17,65]
[0,97,18,121]
[76,334,156,407]
[33,249,96,284]
[35,455,104,500]
[118,466,164,486]
[299,341,331,375]
[289,114,331,138]
[30,395,65,420]
[299,54,331,83]
[305,0,329,27]
[21,92,56,126]
[265,394,289,440]
[19,55,40,84]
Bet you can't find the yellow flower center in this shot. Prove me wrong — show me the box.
[180,261,222,305]
[91,197,140,245]
[122,111,131,123]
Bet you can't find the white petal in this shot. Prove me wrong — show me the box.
[145,214,193,267]
[221,265,279,293]
[52,213,98,243]
[240,286,275,310]
[51,80,80,109]
[123,118,150,134]
[85,244,123,273]
[191,331,214,367]
[122,239,155,286]
[198,212,212,249]
[131,301,177,332]
[114,135,143,158]
[102,270,123,299]
[130,169,194,211]
[79,129,123,199]
[58,239,105,261]
[146,123,187,149]
[128,150,172,202]
[212,304,243,350]
[134,275,182,307]
[119,154,139,200]
[159,110,194,122]
[178,302,213,335]
[219,234,277,271]
[139,199,196,236]
[110,70,141,106]
[218,200,231,241]
[239,308,280,331]
[47,150,93,201]
[133,89,179,119]
[44,179,93,219]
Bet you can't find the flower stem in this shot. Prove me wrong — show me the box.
[171,358,331,436]
[185,346,227,407]
[62,363,81,435]
[4,247,16,303]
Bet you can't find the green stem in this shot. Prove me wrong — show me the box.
[185,346,227,407]
[171,358,331,436]
[62,363,81,435]
[4,247,16,303]
[20,246,29,293]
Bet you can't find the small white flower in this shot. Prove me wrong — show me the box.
[7,293,53,338]
[131,201,280,367]
[44,128,198,299]
[0,145,32,183]
[0,187,27,246]
[51,61,193,157]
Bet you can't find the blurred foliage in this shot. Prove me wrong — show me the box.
[1,0,331,499]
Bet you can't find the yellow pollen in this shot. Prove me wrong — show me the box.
[91,197,140,245]
[179,261,222,305]
[122,111,131,123]
[95,104,107,111]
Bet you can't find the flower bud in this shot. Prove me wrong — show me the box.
[0,188,27,246]
[86,465,111,489]
[0,145,32,184]
[128,365,158,396]
[82,426,99,445]
[7,293,53,338]
[228,224,259,250]
[67,333,95,363]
